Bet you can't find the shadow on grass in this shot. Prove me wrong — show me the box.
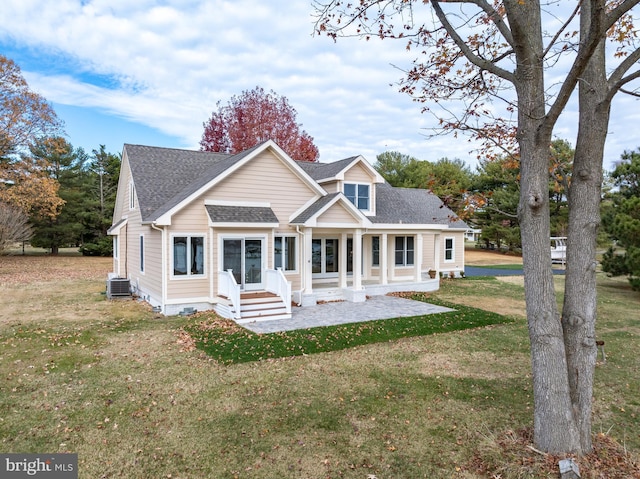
[185,295,514,365]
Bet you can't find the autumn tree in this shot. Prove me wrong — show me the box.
[1,55,64,220]
[315,0,639,454]
[29,137,84,254]
[200,86,319,162]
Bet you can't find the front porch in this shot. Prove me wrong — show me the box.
[295,273,440,305]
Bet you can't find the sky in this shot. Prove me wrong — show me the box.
[1,1,638,170]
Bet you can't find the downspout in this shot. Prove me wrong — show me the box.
[151,222,167,313]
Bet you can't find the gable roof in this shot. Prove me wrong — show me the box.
[121,141,466,230]
[298,155,385,183]
[125,141,322,224]
[124,144,233,222]
[290,192,373,227]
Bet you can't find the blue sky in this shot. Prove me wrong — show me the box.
[1,1,638,169]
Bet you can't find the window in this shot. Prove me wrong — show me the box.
[173,236,205,276]
[394,236,414,266]
[344,183,370,210]
[444,237,454,262]
[139,235,145,273]
[274,236,297,272]
[113,236,119,259]
[129,181,136,210]
[371,236,380,266]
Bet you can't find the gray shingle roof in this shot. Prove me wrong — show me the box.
[124,142,465,229]
[205,205,279,224]
[369,183,468,228]
[290,193,341,224]
[297,157,358,181]
[125,144,251,222]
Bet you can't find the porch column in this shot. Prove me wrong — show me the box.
[433,233,441,275]
[415,233,423,282]
[304,227,313,294]
[339,232,348,288]
[353,229,363,290]
[381,234,388,285]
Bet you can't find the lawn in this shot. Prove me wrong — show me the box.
[1,253,638,478]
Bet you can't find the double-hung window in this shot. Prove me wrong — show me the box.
[444,237,455,262]
[394,236,414,266]
[274,236,297,272]
[371,236,380,267]
[173,236,205,276]
[344,183,370,211]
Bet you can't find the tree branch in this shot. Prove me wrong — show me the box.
[431,0,515,83]
[544,0,607,132]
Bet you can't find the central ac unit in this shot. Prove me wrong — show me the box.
[107,278,131,299]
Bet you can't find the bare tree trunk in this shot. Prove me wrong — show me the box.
[506,0,581,453]
[562,7,609,454]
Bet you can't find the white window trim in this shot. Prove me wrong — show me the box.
[274,234,298,273]
[113,236,119,259]
[371,235,380,267]
[344,182,372,214]
[170,233,207,279]
[394,235,415,267]
[444,237,455,263]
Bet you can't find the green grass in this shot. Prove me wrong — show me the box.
[1,255,639,478]
[185,297,513,364]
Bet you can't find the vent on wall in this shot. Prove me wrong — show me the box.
[107,278,131,299]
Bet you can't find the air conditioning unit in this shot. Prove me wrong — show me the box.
[107,278,131,299]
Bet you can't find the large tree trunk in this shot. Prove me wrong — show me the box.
[561,8,609,454]
[506,0,581,454]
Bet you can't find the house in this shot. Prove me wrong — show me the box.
[108,140,467,321]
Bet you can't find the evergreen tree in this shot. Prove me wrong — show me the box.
[29,137,86,254]
[601,148,640,290]
[80,146,120,256]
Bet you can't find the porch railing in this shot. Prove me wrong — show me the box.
[218,269,241,320]
[265,268,292,314]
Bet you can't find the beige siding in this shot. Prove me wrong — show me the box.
[206,151,318,221]
[124,212,162,302]
[423,233,436,271]
[316,203,358,225]
[343,162,373,183]
[320,180,340,193]
[441,232,465,270]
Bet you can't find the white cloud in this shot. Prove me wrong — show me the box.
[2,0,638,167]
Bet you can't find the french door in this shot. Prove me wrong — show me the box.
[312,238,354,277]
[222,237,264,290]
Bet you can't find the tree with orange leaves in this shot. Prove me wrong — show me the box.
[200,86,319,162]
[1,55,64,220]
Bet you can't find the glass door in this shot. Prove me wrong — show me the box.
[222,238,264,290]
[311,238,340,277]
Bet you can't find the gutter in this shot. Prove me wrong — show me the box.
[151,222,167,313]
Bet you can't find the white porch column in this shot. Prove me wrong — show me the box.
[304,227,313,294]
[353,229,363,290]
[433,233,441,275]
[381,233,388,285]
[415,233,423,282]
[339,232,348,288]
